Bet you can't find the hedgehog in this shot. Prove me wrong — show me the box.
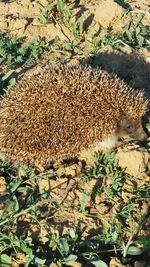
[0,65,148,167]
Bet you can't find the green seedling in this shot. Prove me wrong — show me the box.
[0,70,16,93]
[123,13,150,48]
[38,3,52,24]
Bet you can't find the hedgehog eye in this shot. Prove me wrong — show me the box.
[126,124,133,130]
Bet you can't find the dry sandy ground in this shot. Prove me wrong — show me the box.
[0,1,150,265]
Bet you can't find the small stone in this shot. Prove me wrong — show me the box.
[0,176,7,195]
[117,146,149,176]
[94,0,124,27]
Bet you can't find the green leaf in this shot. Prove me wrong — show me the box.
[90,259,108,267]
[135,27,141,35]
[137,35,144,47]
[0,254,12,265]
[75,16,84,34]
[31,256,46,265]
[41,236,49,244]
[63,254,78,263]
[17,186,31,193]
[54,230,59,239]
[12,194,19,212]
[141,27,147,35]
[38,4,51,25]
[80,189,89,212]
[64,41,73,51]
[124,21,131,31]
[20,243,32,255]
[59,239,69,255]
[125,30,133,40]
[64,7,72,23]
[7,77,16,89]
[8,179,22,193]
[58,0,64,13]
[127,246,143,255]
[3,200,15,213]
[69,229,76,239]
[136,13,144,24]
[1,70,15,81]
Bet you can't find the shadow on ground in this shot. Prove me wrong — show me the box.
[84,49,150,100]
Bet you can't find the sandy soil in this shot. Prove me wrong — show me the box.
[0,0,150,265]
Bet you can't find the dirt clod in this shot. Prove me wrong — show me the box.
[94,0,124,27]
[117,145,149,176]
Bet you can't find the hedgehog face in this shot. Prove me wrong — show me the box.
[93,116,147,150]
[117,116,147,143]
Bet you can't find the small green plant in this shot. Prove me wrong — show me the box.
[72,16,84,39]
[0,33,51,68]
[81,152,127,198]
[123,13,150,48]
[80,151,150,262]
[93,31,124,51]
[38,0,73,26]
[39,0,84,41]
[38,3,52,24]
[0,70,16,93]
[49,0,72,26]
[91,13,150,54]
